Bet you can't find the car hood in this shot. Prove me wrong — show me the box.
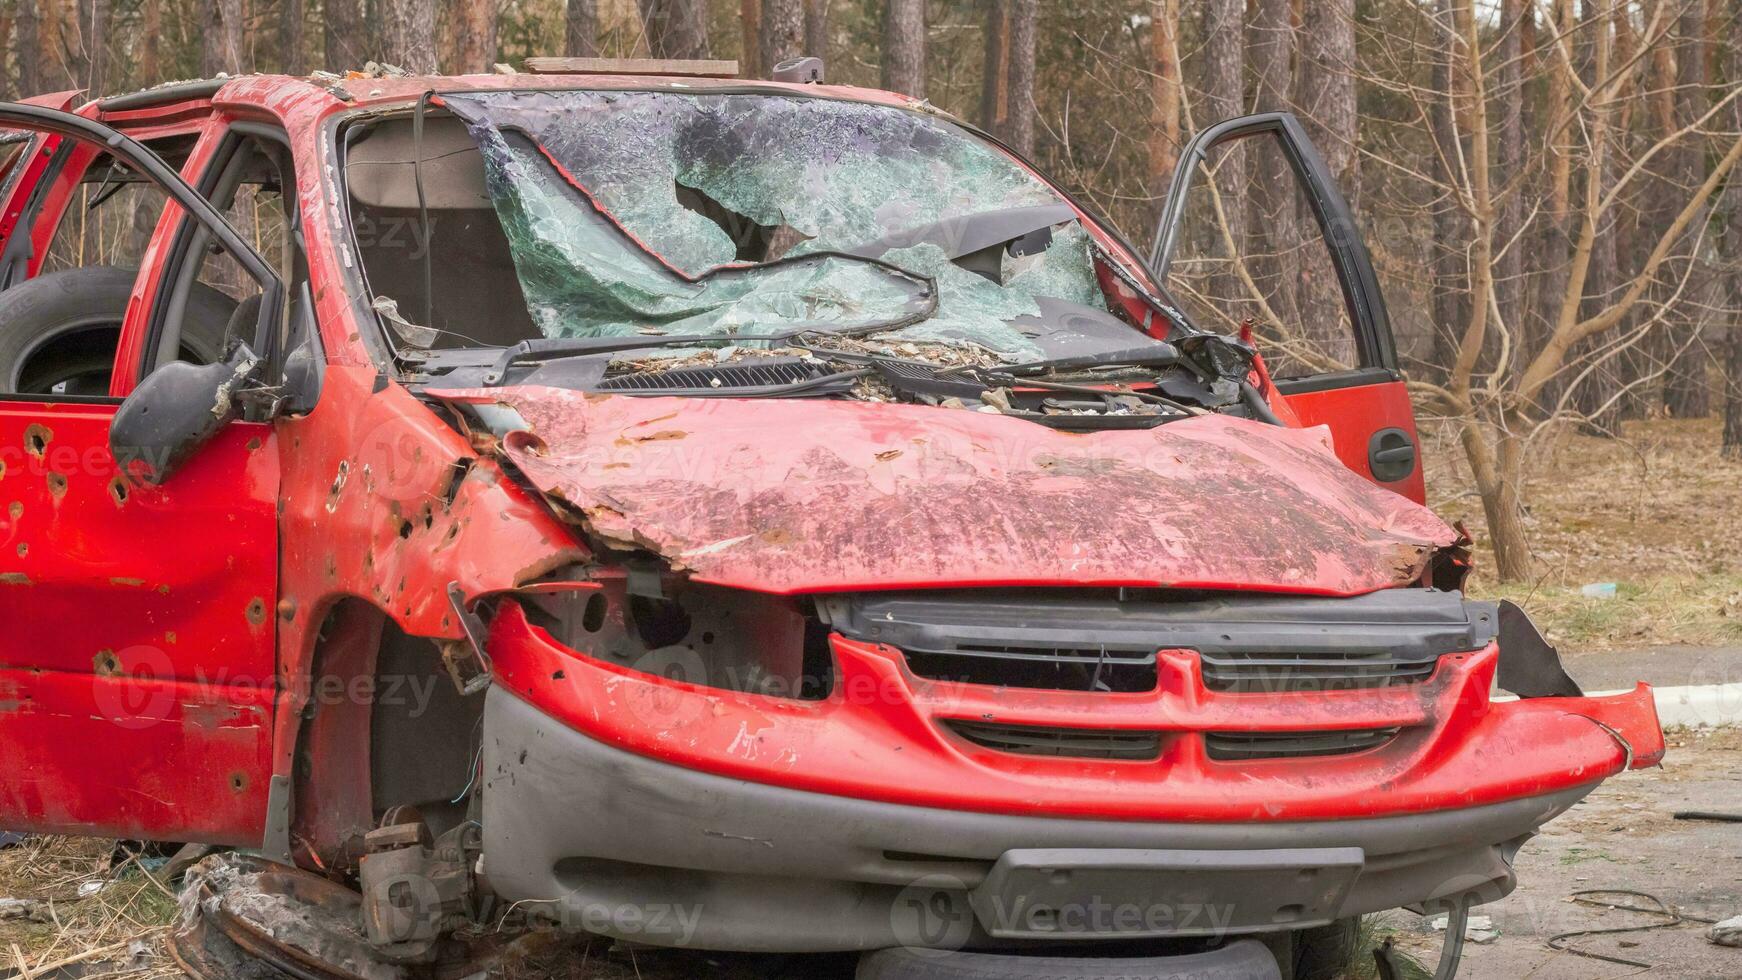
[433,386,1458,595]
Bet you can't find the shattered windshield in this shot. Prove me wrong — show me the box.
[442,91,1113,361]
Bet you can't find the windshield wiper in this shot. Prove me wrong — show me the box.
[999,342,1182,377]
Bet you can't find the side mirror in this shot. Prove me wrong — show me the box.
[109,346,261,485]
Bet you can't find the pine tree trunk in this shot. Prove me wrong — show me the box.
[1294,0,1356,357]
[1428,0,1468,386]
[139,0,162,83]
[324,0,366,71]
[379,0,437,73]
[199,0,244,75]
[1004,0,1035,155]
[74,0,106,95]
[1493,0,1524,368]
[740,0,760,77]
[1295,0,1357,200]
[1663,0,1712,418]
[1722,34,1742,457]
[880,0,924,98]
[639,0,709,60]
[1145,0,1180,229]
[1198,0,1243,302]
[16,0,39,95]
[979,0,1009,136]
[760,0,801,77]
[565,0,598,57]
[39,0,72,90]
[280,0,304,74]
[803,0,827,61]
[451,0,501,72]
[1244,0,1297,336]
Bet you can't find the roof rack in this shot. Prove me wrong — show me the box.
[522,57,739,78]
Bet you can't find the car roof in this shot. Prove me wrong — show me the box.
[96,70,934,119]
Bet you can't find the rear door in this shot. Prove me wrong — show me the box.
[0,103,281,845]
[1150,112,1425,503]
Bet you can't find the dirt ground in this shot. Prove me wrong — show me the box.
[1422,416,1742,651]
[1385,726,1742,980]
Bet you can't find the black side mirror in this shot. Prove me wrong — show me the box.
[109,346,262,485]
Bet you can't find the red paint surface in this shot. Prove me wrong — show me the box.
[490,600,1664,821]
[435,386,1455,596]
[1283,378,1428,505]
[0,402,278,841]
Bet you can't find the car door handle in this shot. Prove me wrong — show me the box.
[1367,428,1417,482]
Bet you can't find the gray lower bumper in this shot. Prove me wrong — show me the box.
[479,688,1592,953]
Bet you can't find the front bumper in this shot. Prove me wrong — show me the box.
[478,600,1664,951]
[481,686,1586,952]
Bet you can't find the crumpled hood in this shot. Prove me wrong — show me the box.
[434,386,1457,595]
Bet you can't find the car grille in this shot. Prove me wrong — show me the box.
[1198,651,1439,693]
[944,720,1163,760]
[827,589,1492,696]
[1204,727,1401,761]
[904,644,1159,693]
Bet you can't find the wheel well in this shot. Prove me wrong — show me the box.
[290,600,484,872]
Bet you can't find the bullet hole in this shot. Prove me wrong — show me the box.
[229,772,248,793]
[46,473,66,500]
[246,437,262,451]
[246,597,268,627]
[93,651,122,676]
[22,425,50,459]
[108,477,129,507]
[14,543,24,557]
[7,502,19,519]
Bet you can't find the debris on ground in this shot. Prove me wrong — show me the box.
[1710,914,1742,948]
[0,898,49,923]
[1428,912,1500,945]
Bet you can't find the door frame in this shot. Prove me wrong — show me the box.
[1148,111,1399,380]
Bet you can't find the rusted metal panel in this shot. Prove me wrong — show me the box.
[434,386,1455,596]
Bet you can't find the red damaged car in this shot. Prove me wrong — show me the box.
[0,63,1662,980]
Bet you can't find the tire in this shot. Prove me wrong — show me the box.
[855,939,1282,980]
[1290,918,1363,980]
[0,265,237,396]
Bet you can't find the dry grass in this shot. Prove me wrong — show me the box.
[0,838,179,980]
[1421,415,1742,650]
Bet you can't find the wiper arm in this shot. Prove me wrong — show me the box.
[1000,342,1181,377]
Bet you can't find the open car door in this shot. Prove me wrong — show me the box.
[1150,112,1425,503]
[0,101,285,845]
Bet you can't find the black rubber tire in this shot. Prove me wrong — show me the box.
[855,939,1282,980]
[0,265,237,395]
[1291,918,1363,980]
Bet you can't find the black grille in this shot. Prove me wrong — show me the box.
[1204,727,1400,761]
[905,645,1158,692]
[827,589,1492,695]
[945,720,1162,760]
[1199,652,1438,693]
[596,357,849,394]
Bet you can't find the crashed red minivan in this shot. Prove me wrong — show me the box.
[0,65,1662,980]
